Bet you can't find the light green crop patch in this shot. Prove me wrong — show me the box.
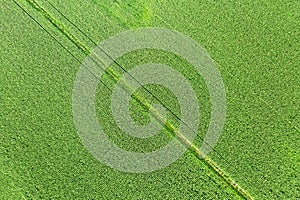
[91,0,153,28]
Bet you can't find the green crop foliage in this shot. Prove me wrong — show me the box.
[1,0,299,199]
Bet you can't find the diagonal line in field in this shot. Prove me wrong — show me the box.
[13,0,254,199]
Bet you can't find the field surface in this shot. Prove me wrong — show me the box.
[1,0,299,199]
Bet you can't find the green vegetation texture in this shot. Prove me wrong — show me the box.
[1,0,299,199]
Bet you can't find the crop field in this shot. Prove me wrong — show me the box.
[1,0,299,199]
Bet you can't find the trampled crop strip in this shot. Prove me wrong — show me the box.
[13,0,253,199]
[15,0,253,198]
[42,3,262,199]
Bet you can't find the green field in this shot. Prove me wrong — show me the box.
[1,0,299,199]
